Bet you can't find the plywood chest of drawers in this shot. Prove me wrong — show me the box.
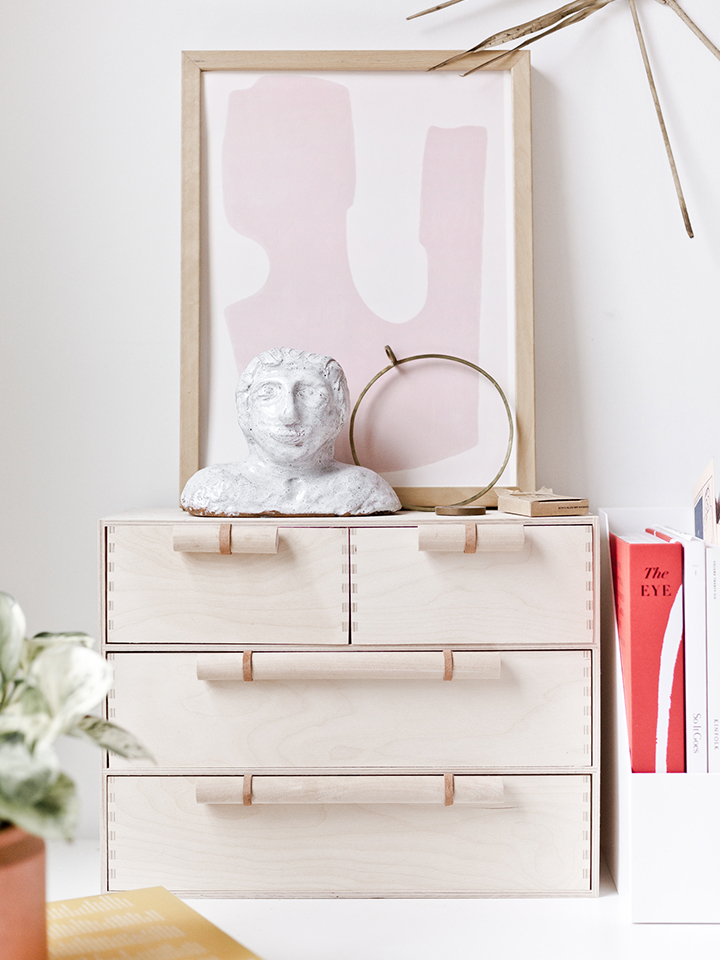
[100,509,599,898]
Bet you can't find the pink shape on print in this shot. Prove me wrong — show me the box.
[222,74,487,471]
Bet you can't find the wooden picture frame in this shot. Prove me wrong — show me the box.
[180,50,535,508]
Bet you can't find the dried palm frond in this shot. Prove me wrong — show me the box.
[408,0,720,236]
[427,0,615,72]
[628,0,693,236]
[658,0,720,62]
[446,1,614,76]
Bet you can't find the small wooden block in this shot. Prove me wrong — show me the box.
[497,491,589,518]
[435,506,487,516]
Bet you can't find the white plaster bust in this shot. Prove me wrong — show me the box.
[181,347,401,517]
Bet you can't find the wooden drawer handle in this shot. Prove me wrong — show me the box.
[418,523,525,553]
[172,524,279,554]
[417,524,471,553]
[195,775,504,806]
[196,651,502,682]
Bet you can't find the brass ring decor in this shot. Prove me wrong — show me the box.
[348,345,514,512]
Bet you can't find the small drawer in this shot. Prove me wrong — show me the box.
[107,649,593,769]
[105,774,592,896]
[104,523,349,645]
[351,522,595,646]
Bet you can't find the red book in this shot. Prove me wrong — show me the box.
[610,532,686,772]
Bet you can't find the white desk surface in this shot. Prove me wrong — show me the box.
[47,840,720,960]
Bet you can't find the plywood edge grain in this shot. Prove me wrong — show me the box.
[116,888,597,900]
[181,50,529,73]
[510,52,536,492]
[102,766,597,777]
[180,53,202,495]
[100,509,598,527]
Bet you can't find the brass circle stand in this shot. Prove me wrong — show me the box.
[349,346,515,513]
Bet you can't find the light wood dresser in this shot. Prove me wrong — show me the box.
[100,509,599,898]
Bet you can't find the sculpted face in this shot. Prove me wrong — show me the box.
[245,365,342,465]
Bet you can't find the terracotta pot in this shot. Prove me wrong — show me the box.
[0,824,47,960]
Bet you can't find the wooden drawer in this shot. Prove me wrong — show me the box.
[351,523,594,646]
[107,650,593,770]
[103,519,595,648]
[105,524,349,645]
[106,774,592,896]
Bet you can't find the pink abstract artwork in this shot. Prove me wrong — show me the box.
[221,74,493,473]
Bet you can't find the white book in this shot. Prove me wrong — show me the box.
[647,526,708,772]
[706,544,720,771]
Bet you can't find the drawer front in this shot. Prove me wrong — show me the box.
[107,650,592,769]
[351,523,594,646]
[106,775,591,896]
[105,524,349,645]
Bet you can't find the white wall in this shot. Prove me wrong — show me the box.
[1,0,718,837]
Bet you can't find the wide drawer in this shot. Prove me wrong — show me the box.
[106,774,592,896]
[105,524,349,645]
[352,523,595,646]
[107,650,593,769]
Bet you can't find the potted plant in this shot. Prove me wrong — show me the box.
[0,590,150,960]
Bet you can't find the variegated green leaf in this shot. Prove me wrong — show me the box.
[0,737,59,804]
[2,677,51,714]
[23,631,95,668]
[26,644,113,738]
[0,772,77,841]
[0,708,53,746]
[70,716,154,761]
[0,592,26,684]
[30,632,94,647]
[0,597,148,840]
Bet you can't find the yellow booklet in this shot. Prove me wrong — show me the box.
[47,886,263,960]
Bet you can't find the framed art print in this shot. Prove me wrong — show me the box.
[181,50,535,508]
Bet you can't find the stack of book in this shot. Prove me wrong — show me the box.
[610,463,720,774]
